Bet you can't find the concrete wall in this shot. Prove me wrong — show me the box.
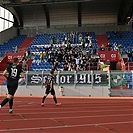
[20,24,132,36]
[0,27,17,44]
[0,85,110,97]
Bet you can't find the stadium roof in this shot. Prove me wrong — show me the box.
[0,0,132,28]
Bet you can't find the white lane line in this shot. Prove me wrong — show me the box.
[18,113,27,120]
[14,101,132,105]
[2,105,132,111]
[15,104,132,108]
[0,108,132,116]
[0,121,132,132]
[14,100,133,106]
[0,113,132,122]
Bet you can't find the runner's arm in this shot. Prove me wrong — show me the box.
[3,69,8,79]
[20,72,24,78]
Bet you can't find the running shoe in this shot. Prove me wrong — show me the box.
[41,103,45,107]
[56,103,61,106]
[9,110,14,114]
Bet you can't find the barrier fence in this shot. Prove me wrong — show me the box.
[0,70,133,96]
[25,71,108,86]
[0,70,133,89]
[17,70,132,89]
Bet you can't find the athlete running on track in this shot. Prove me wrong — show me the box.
[41,69,61,106]
[0,57,24,114]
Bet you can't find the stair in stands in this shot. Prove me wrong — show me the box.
[0,37,34,72]
[18,37,34,70]
[18,37,34,51]
[96,35,109,48]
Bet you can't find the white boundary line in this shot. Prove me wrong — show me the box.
[0,121,133,132]
[0,113,133,122]
[1,104,132,110]
[0,108,132,116]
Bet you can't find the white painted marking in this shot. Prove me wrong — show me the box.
[0,121,132,132]
[0,113,132,122]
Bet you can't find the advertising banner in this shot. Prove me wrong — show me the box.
[59,71,75,85]
[76,71,108,86]
[98,51,119,62]
[27,73,43,86]
[6,51,25,63]
[110,71,127,87]
[27,71,108,86]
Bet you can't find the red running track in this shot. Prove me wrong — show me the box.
[0,96,133,133]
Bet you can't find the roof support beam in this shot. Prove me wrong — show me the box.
[13,7,23,27]
[78,2,82,27]
[43,4,50,28]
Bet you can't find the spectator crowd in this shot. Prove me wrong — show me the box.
[32,32,100,71]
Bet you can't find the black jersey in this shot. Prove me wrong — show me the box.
[44,75,54,88]
[44,75,55,95]
[7,64,23,81]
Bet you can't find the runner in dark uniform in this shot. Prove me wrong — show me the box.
[0,57,24,114]
[41,70,61,106]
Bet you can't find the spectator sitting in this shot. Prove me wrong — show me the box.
[100,44,105,51]
[106,43,112,51]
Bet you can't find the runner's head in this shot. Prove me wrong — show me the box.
[13,57,19,64]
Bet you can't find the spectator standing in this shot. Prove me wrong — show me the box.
[100,44,105,51]
[126,50,133,62]
[52,60,59,71]
[14,46,18,53]
[106,43,112,51]
[40,51,44,62]
[22,59,27,71]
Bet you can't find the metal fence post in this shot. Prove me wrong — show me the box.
[108,70,111,89]
[74,70,77,90]
[41,71,44,89]
[131,71,133,96]
[25,71,28,88]
[91,70,93,89]
[57,70,60,89]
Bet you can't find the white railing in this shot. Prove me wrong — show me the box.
[124,62,133,71]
